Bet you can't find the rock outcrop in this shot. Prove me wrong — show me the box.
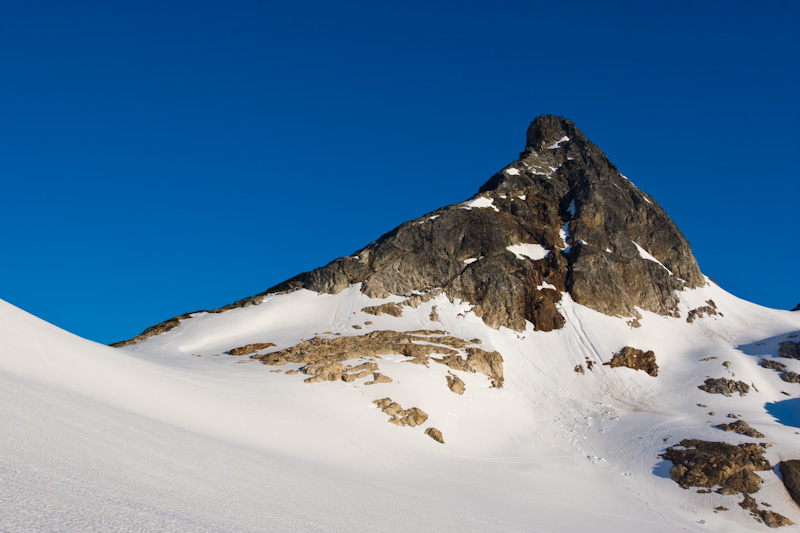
[446,373,465,395]
[229,342,276,356]
[660,439,771,495]
[373,398,428,427]
[698,378,750,396]
[779,461,800,507]
[112,116,705,345]
[715,420,765,438]
[779,341,800,360]
[603,346,658,376]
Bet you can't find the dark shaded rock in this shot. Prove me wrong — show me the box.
[739,494,794,528]
[228,342,276,356]
[109,317,183,347]
[714,420,765,438]
[781,371,800,383]
[779,341,800,360]
[698,378,750,396]
[660,439,771,495]
[780,460,800,507]
[425,427,445,443]
[762,359,788,372]
[603,346,658,376]
[113,116,705,345]
[792,303,800,311]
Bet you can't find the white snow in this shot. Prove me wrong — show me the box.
[507,243,550,261]
[463,258,478,265]
[461,196,499,212]
[559,221,571,251]
[537,281,557,290]
[518,194,526,200]
[567,200,576,217]
[505,167,520,175]
[3,278,800,532]
[546,136,570,149]
[633,241,676,277]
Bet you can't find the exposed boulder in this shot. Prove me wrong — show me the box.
[362,302,404,317]
[762,359,788,372]
[228,342,276,356]
[603,346,658,376]
[373,398,428,427]
[698,378,750,396]
[660,439,771,495]
[446,373,465,395]
[739,494,793,528]
[425,427,445,443]
[714,420,765,438]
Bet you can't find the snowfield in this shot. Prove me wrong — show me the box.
[2,281,800,532]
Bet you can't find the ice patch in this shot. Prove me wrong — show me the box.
[547,136,570,149]
[461,197,499,212]
[507,244,550,261]
[567,200,576,217]
[505,168,520,176]
[633,241,675,277]
[559,222,571,252]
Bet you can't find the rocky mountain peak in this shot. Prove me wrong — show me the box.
[114,116,708,345]
[524,115,586,152]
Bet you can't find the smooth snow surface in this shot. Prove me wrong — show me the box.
[3,280,800,532]
[507,243,550,261]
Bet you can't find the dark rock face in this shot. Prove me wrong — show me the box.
[113,116,706,344]
[698,378,750,396]
[603,346,658,376]
[660,439,771,495]
[779,341,800,360]
[259,116,704,331]
[779,461,800,507]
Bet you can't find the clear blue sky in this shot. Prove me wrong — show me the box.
[1,1,798,344]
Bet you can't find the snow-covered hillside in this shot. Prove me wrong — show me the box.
[4,116,800,531]
[3,279,800,531]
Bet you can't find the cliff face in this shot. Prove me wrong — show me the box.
[114,116,705,345]
[265,115,704,331]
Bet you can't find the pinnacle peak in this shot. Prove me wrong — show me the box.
[524,115,586,152]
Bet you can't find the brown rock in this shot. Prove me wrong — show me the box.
[714,420,765,438]
[603,346,658,377]
[373,398,428,427]
[779,341,800,360]
[301,361,346,383]
[425,427,445,443]
[660,439,771,495]
[574,364,585,374]
[228,342,276,356]
[435,347,504,388]
[365,372,392,385]
[429,306,440,322]
[446,373,465,395]
[362,302,404,317]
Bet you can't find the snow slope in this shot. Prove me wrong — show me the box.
[3,280,800,531]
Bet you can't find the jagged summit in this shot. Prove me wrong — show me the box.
[114,116,705,345]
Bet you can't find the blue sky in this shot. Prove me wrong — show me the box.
[1,1,798,344]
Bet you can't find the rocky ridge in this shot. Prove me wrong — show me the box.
[113,115,705,346]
